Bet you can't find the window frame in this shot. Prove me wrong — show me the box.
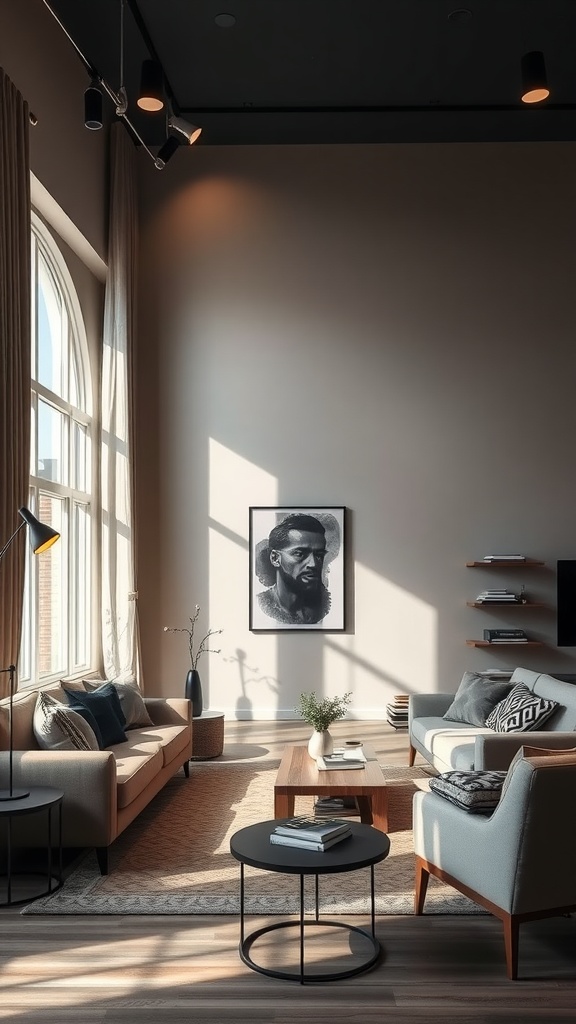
[20,214,95,688]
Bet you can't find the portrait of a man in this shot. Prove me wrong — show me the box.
[249,506,346,631]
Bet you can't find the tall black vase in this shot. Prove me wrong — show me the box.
[185,668,203,718]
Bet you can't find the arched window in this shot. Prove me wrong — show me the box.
[20,216,94,684]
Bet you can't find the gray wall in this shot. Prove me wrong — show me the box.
[0,0,108,262]
[136,142,576,717]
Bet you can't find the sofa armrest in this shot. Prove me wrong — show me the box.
[409,693,454,725]
[1,750,117,846]
[475,731,576,771]
[144,697,191,728]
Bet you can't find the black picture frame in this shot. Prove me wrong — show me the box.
[249,506,346,632]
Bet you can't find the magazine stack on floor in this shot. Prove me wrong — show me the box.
[386,694,409,729]
[270,816,352,851]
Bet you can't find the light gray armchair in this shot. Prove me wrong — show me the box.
[412,751,576,979]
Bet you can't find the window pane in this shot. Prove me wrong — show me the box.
[37,255,66,398]
[37,494,66,678]
[71,502,91,670]
[37,399,66,484]
[72,421,89,492]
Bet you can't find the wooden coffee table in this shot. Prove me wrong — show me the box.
[274,744,389,832]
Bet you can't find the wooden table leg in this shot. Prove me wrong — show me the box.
[274,791,295,819]
[356,796,373,825]
[368,790,389,833]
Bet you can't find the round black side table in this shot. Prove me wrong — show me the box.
[0,786,64,907]
[230,819,390,984]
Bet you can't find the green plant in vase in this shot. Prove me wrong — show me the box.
[295,690,352,758]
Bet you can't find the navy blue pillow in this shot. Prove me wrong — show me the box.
[65,683,127,747]
[63,701,104,749]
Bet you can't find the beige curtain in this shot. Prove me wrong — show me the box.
[0,69,31,691]
[101,123,141,685]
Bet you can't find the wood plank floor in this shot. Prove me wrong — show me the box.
[0,719,574,1023]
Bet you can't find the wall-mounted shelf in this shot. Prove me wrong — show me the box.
[465,555,548,649]
[466,560,545,568]
[466,640,544,648]
[466,602,545,609]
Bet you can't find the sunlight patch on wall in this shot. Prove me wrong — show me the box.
[209,438,276,538]
[326,563,438,701]
[209,439,280,715]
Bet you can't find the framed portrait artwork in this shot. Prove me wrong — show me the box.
[249,506,346,632]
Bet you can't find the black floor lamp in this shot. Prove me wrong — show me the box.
[0,507,60,801]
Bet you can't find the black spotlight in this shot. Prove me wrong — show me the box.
[154,134,180,169]
[521,50,550,104]
[84,80,103,130]
[138,59,165,112]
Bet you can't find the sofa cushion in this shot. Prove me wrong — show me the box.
[83,679,153,729]
[108,734,164,808]
[443,671,514,727]
[136,723,191,767]
[485,683,559,733]
[429,769,507,812]
[33,692,100,751]
[65,683,127,747]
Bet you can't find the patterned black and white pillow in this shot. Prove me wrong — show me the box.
[33,691,100,751]
[429,770,507,813]
[485,683,559,733]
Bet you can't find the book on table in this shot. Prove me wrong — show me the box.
[316,747,367,771]
[274,816,351,841]
[270,828,352,851]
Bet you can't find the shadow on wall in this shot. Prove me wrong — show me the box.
[225,647,281,720]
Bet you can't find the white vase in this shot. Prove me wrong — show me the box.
[307,729,334,759]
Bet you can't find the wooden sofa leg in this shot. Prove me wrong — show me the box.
[502,914,520,980]
[96,847,109,875]
[183,759,190,778]
[414,855,430,914]
[408,743,416,767]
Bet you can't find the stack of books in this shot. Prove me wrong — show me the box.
[270,816,352,851]
[386,694,409,729]
[483,628,528,644]
[475,589,522,604]
[316,749,366,771]
[314,796,359,817]
[482,554,526,562]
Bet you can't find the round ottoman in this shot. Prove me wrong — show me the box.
[190,710,225,760]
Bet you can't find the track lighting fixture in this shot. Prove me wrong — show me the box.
[137,59,165,112]
[42,0,199,168]
[84,79,103,130]
[169,115,202,145]
[154,134,181,169]
[521,50,550,104]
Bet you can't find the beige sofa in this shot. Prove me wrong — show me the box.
[0,684,192,874]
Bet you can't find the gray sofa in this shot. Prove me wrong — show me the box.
[408,667,576,772]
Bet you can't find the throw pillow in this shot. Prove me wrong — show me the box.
[443,671,514,727]
[485,683,559,733]
[33,692,100,751]
[429,769,507,813]
[501,743,576,800]
[65,683,127,747]
[82,679,153,729]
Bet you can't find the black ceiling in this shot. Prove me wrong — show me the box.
[43,0,576,147]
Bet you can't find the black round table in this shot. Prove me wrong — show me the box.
[0,786,64,907]
[229,819,390,983]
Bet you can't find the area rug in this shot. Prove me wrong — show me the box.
[23,760,482,916]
